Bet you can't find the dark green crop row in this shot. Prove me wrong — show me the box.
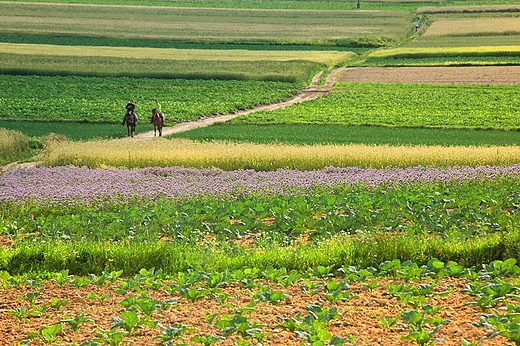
[169,123,520,147]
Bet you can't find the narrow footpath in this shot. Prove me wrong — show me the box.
[133,68,342,139]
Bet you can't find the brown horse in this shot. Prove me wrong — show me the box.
[125,112,136,138]
[152,108,163,137]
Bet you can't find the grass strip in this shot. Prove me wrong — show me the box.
[169,123,520,147]
[2,228,519,276]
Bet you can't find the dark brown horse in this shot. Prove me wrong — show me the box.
[152,108,163,137]
[125,112,136,137]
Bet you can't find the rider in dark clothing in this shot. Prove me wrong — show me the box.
[122,99,138,125]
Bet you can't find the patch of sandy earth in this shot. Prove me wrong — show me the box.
[337,66,520,85]
[0,277,507,345]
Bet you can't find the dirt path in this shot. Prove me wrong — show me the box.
[134,69,338,139]
[135,64,520,139]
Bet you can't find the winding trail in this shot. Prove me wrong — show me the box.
[133,68,341,139]
[0,68,342,172]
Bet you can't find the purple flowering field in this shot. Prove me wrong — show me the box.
[2,164,520,206]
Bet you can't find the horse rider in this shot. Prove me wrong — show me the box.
[122,99,138,125]
[150,100,165,123]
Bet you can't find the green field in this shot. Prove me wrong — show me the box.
[0,75,301,125]
[169,123,520,147]
[0,2,411,47]
[230,83,520,130]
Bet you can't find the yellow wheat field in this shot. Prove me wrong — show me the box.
[367,45,520,59]
[418,5,520,14]
[424,18,520,37]
[42,138,520,170]
[0,43,355,67]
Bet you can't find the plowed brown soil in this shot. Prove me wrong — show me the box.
[337,66,520,85]
[0,277,508,345]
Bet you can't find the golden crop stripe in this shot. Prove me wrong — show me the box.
[0,43,354,64]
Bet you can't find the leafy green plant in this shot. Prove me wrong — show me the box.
[190,334,223,346]
[87,292,111,304]
[155,322,195,344]
[111,311,157,335]
[94,327,132,346]
[27,324,63,345]
[256,290,291,305]
[51,269,74,287]
[322,280,359,304]
[461,279,517,311]
[49,297,70,310]
[212,313,268,339]
[399,305,451,346]
[61,313,94,332]
[380,313,402,329]
[8,306,41,322]
[118,295,162,316]
[179,287,211,303]
[475,310,520,345]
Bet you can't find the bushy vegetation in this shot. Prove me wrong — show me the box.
[0,128,41,165]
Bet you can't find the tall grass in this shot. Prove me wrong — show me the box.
[42,137,520,170]
[0,128,33,165]
[3,226,519,276]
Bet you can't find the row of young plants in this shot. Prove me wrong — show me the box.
[2,258,520,345]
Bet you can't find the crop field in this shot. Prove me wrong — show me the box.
[230,83,520,130]
[169,123,520,147]
[2,165,520,344]
[372,10,520,65]
[0,75,301,124]
[3,0,520,345]
[0,2,412,46]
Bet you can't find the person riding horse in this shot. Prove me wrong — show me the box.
[150,100,165,124]
[121,99,138,137]
[151,108,164,136]
[122,99,138,125]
